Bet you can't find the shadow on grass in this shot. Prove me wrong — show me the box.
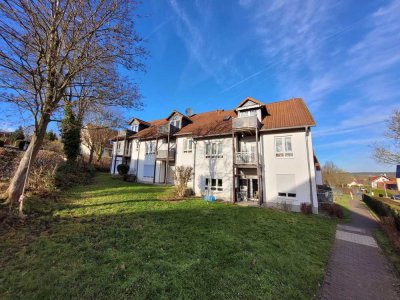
[0,203,336,300]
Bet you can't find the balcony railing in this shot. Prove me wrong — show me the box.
[235,152,256,164]
[232,115,260,130]
[156,150,176,161]
[158,124,179,135]
[117,129,134,137]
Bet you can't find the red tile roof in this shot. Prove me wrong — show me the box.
[116,97,316,140]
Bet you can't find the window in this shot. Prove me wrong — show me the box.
[169,115,181,129]
[145,141,155,155]
[204,178,223,191]
[143,164,154,177]
[275,136,293,158]
[277,174,296,198]
[183,139,193,153]
[131,124,139,132]
[205,142,223,158]
[238,109,258,117]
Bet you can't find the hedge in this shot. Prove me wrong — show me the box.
[363,194,400,231]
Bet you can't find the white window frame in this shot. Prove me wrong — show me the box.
[131,124,139,132]
[277,174,296,198]
[205,142,223,158]
[275,136,293,158]
[169,115,181,129]
[204,178,223,191]
[145,141,156,155]
[183,138,193,153]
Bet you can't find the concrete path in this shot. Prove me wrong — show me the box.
[318,197,400,299]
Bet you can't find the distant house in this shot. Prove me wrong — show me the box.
[369,175,392,189]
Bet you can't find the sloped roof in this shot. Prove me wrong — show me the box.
[261,98,315,130]
[113,97,315,140]
[128,117,151,126]
[236,96,264,109]
[176,110,236,137]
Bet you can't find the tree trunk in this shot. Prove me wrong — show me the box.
[88,147,94,165]
[95,146,103,162]
[2,115,50,210]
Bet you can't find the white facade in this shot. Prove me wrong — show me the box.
[110,97,321,213]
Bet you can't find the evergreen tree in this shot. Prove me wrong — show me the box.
[61,103,81,163]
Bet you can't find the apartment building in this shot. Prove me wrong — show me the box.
[110,97,320,213]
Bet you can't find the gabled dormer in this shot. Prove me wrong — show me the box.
[235,97,265,121]
[166,110,192,130]
[128,117,151,132]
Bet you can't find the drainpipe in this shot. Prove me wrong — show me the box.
[305,127,315,211]
[153,137,159,183]
[113,136,119,174]
[136,140,140,177]
[193,139,197,192]
[232,131,236,202]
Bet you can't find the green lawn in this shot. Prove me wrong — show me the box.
[0,173,336,299]
[334,194,351,222]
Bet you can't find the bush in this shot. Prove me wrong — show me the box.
[300,203,312,215]
[27,150,64,196]
[320,203,344,218]
[173,166,193,198]
[0,140,4,147]
[363,194,400,231]
[15,139,25,150]
[55,162,94,190]
[117,164,129,175]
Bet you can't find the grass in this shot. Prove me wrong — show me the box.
[334,194,351,222]
[0,173,336,299]
[373,229,400,275]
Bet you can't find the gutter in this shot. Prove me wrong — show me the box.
[260,124,316,132]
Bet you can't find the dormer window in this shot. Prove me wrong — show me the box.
[131,124,139,132]
[238,109,258,118]
[169,115,181,129]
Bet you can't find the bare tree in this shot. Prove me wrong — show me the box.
[321,161,351,188]
[373,109,400,165]
[174,166,193,198]
[0,0,146,215]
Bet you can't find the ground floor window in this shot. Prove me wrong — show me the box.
[205,178,223,191]
[276,174,296,198]
[143,164,154,177]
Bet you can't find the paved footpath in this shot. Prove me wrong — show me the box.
[318,197,400,300]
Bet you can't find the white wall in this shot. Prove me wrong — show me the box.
[315,170,323,185]
[191,137,233,200]
[261,130,318,212]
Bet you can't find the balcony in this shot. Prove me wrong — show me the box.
[158,124,179,135]
[117,129,134,137]
[235,152,257,165]
[232,115,260,131]
[156,150,176,161]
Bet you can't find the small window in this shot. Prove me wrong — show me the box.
[183,139,193,153]
[204,178,223,192]
[145,141,155,155]
[205,142,223,158]
[275,136,293,158]
[143,164,154,177]
[131,124,139,132]
[277,174,296,198]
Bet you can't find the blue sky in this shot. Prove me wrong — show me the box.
[1,0,400,172]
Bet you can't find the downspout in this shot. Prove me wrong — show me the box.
[256,125,262,206]
[136,140,140,178]
[113,136,118,174]
[193,139,197,192]
[305,127,315,211]
[153,137,159,183]
[232,131,236,202]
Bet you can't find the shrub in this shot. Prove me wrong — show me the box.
[300,203,312,214]
[320,203,344,218]
[363,194,400,231]
[27,150,64,196]
[117,164,129,175]
[55,162,94,190]
[173,166,193,198]
[0,140,4,147]
[15,139,25,150]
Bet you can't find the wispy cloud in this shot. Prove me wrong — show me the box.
[316,137,385,149]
